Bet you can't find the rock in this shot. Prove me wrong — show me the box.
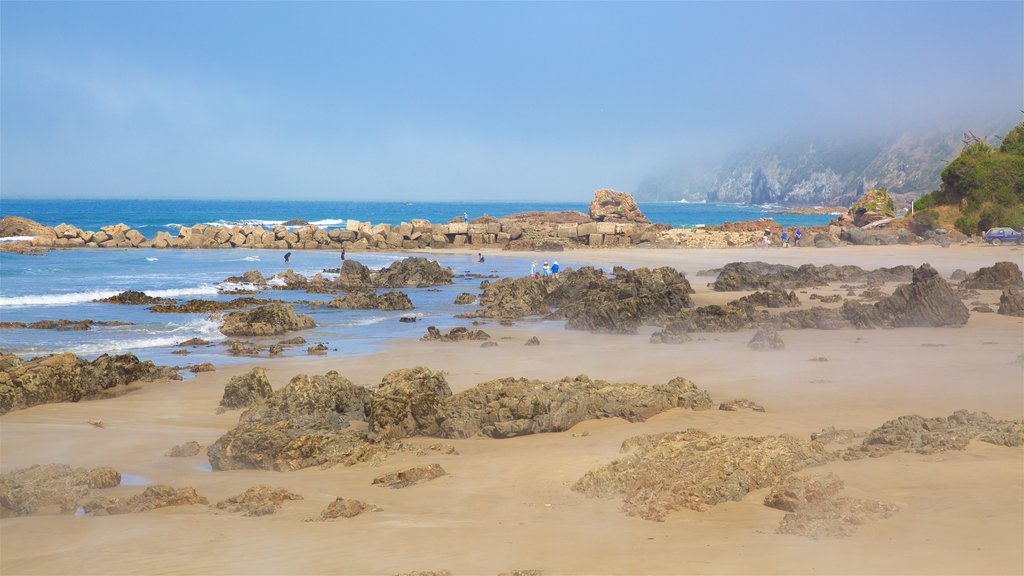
[207,371,374,472]
[809,426,860,445]
[848,188,895,227]
[733,290,801,308]
[149,297,270,314]
[219,367,273,411]
[0,216,55,238]
[307,343,329,355]
[524,336,540,346]
[998,288,1024,316]
[334,260,375,291]
[166,441,202,457]
[369,367,452,440]
[82,485,207,516]
[813,233,838,248]
[959,262,1024,290]
[480,341,498,348]
[972,305,995,313]
[213,485,304,516]
[0,352,180,415]
[328,291,378,309]
[747,326,785,350]
[572,429,831,520]
[588,189,650,223]
[399,316,417,323]
[654,303,759,336]
[454,293,477,305]
[226,340,262,356]
[719,398,766,412]
[841,264,969,328]
[220,303,316,336]
[221,269,269,289]
[177,338,210,347]
[766,473,898,538]
[377,292,414,311]
[94,291,168,305]
[0,464,121,517]
[278,336,307,346]
[189,363,215,373]
[421,326,491,342]
[315,497,377,520]
[949,269,968,282]
[711,262,912,292]
[649,330,693,344]
[560,267,695,334]
[372,464,448,489]
[373,257,453,288]
[843,409,1024,459]
[440,375,712,439]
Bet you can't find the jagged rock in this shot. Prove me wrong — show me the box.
[315,497,377,520]
[399,316,417,323]
[454,293,477,305]
[149,297,269,313]
[0,464,121,517]
[588,189,650,223]
[0,352,180,415]
[221,269,269,289]
[328,291,378,309]
[843,410,1024,459]
[94,291,169,305]
[307,343,329,355]
[572,429,831,520]
[0,215,54,238]
[226,340,262,356]
[369,367,452,440]
[377,292,414,311]
[959,262,1024,290]
[82,485,207,516]
[207,371,374,471]
[474,276,552,320]
[219,367,273,411]
[809,427,860,445]
[189,363,215,373]
[973,305,995,313]
[220,303,316,336]
[524,336,540,346]
[372,464,448,489]
[997,288,1024,317]
[166,441,202,457]
[333,260,374,291]
[748,326,785,350]
[649,330,693,344]
[655,303,759,336]
[841,264,969,328]
[440,375,712,439]
[949,269,968,282]
[213,485,303,516]
[373,257,453,288]
[711,262,912,292]
[809,294,843,303]
[560,267,695,333]
[421,326,491,342]
[733,290,801,308]
[766,473,898,538]
[719,398,765,412]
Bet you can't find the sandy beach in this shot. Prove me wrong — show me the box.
[2,244,1022,575]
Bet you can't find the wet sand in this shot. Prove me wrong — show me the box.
[2,244,1022,575]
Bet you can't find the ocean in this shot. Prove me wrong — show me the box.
[0,199,834,367]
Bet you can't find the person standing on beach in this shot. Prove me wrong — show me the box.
[781,231,789,248]
[542,261,550,277]
[284,251,291,263]
[530,260,538,278]
[551,260,560,279]
[794,229,802,246]
[341,247,346,262]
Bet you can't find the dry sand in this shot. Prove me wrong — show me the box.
[2,244,1023,575]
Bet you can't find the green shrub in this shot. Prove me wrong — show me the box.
[999,122,1024,156]
[913,190,943,211]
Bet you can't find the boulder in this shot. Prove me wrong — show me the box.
[719,398,766,412]
[334,259,375,291]
[94,291,169,305]
[843,409,1023,459]
[377,292,414,311]
[327,291,379,309]
[315,497,377,520]
[454,293,478,305]
[0,352,179,415]
[165,441,202,457]
[524,336,540,346]
[0,216,55,238]
[220,303,316,336]
[219,367,273,411]
[998,288,1024,317]
[373,257,453,288]
[560,267,695,333]
[588,189,650,223]
[841,264,969,328]
[0,464,121,517]
[748,326,785,350]
[372,464,447,489]
[572,429,831,520]
[369,367,452,440]
[213,485,304,516]
[959,262,1024,290]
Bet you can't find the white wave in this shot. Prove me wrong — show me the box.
[310,219,345,227]
[164,223,185,229]
[267,277,287,287]
[0,236,35,243]
[67,318,224,355]
[145,257,159,262]
[215,281,263,293]
[0,285,220,308]
[341,316,388,327]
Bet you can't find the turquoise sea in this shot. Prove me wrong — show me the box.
[0,199,834,367]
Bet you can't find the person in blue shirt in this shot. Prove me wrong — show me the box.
[551,261,560,279]
[781,231,789,248]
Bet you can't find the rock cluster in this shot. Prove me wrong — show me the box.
[213,485,304,516]
[220,303,316,336]
[841,264,969,328]
[572,429,832,520]
[765,473,898,538]
[328,291,414,311]
[82,485,208,516]
[421,326,491,342]
[372,464,448,489]
[0,463,122,517]
[843,410,1023,459]
[958,261,1024,290]
[0,352,179,415]
[315,497,378,520]
[0,319,133,331]
[711,262,913,291]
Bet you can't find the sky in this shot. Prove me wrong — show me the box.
[1,1,1021,202]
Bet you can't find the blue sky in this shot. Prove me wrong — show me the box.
[2,1,1021,201]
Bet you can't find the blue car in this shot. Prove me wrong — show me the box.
[984,227,1024,245]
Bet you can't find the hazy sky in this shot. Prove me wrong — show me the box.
[2,1,1021,201]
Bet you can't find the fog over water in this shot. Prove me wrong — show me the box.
[1,2,1021,201]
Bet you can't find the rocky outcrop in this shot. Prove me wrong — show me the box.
[440,375,713,439]
[166,441,202,457]
[0,319,133,331]
[766,474,898,538]
[373,257,453,288]
[219,367,273,411]
[372,464,448,489]
[711,262,913,291]
[572,429,832,520]
[207,371,374,471]
[220,303,316,336]
[0,216,55,238]
[0,352,179,415]
[960,262,1024,290]
[848,188,895,227]
[328,291,413,311]
[149,297,271,313]
[213,485,303,516]
[82,485,208,516]
[733,290,800,308]
[998,288,1024,317]
[315,497,377,520]
[843,410,1023,459]
[748,326,785,350]
[588,189,650,223]
[421,326,491,342]
[719,398,766,412]
[454,293,477,305]
[94,291,169,305]
[841,264,969,328]
[0,463,122,517]
[369,367,452,440]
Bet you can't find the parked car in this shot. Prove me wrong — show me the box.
[983,227,1024,245]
